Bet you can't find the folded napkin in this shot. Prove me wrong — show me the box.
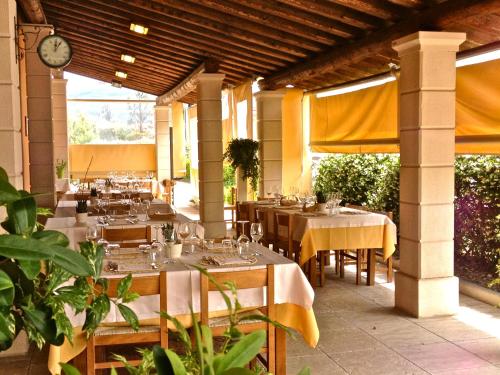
[200,255,257,266]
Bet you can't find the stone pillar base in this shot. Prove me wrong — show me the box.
[395,272,459,318]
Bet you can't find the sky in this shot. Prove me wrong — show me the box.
[65,72,156,100]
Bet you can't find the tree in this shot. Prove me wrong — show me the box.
[69,113,97,144]
[127,92,152,133]
[100,104,112,122]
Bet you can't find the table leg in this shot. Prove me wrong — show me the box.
[275,327,286,375]
[308,257,317,288]
[367,248,376,286]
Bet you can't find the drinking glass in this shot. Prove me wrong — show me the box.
[85,225,98,242]
[149,246,160,269]
[101,198,109,218]
[236,220,250,255]
[250,222,263,243]
[138,202,149,222]
[96,224,110,255]
[178,222,191,245]
[222,239,232,255]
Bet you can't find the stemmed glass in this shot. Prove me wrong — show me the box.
[178,222,191,253]
[250,222,263,244]
[85,225,98,242]
[101,198,109,218]
[236,220,250,255]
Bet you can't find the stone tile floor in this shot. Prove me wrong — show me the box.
[0,265,498,374]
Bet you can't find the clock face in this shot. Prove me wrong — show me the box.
[37,35,73,68]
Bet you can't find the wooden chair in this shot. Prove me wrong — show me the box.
[224,187,237,229]
[102,226,152,248]
[345,204,394,283]
[86,272,168,374]
[273,212,296,260]
[254,208,270,247]
[161,179,176,205]
[236,201,251,238]
[200,265,275,374]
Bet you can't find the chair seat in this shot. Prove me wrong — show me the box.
[94,325,160,337]
[209,309,264,328]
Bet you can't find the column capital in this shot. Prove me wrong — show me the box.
[197,73,225,84]
[393,31,466,56]
[254,90,285,100]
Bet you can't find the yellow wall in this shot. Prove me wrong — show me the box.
[69,144,156,178]
[172,101,186,178]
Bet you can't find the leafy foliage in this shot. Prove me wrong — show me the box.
[0,167,137,351]
[55,159,67,179]
[224,139,260,192]
[69,113,96,144]
[313,154,499,272]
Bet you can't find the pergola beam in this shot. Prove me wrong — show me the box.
[260,0,500,89]
[157,59,220,106]
[18,0,46,24]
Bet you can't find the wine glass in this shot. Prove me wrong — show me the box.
[101,198,109,218]
[250,222,263,243]
[149,246,159,269]
[178,222,191,245]
[236,220,250,255]
[85,225,98,242]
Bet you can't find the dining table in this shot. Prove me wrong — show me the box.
[241,201,397,287]
[47,242,319,375]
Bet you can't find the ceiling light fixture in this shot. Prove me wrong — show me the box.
[456,48,500,67]
[115,71,127,79]
[316,74,395,98]
[130,23,149,35]
[111,80,122,88]
[120,54,136,63]
[286,84,295,88]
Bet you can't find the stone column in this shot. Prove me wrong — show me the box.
[393,31,465,317]
[155,104,172,182]
[22,24,55,208]
[197,73,225,239]
[254,91,284,197]
[0,0,23,189]
[51,70,69,190]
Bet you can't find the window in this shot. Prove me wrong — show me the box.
[66,73,156,144]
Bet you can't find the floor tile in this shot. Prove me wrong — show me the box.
[416,319,495,342]
[455,338,500,365]
[318,328,385,354]
[432,364,500,375]
[287,354,347,375]
[396,342,491,373]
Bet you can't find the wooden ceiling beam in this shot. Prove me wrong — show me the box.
[187,0,350,42]
[43,4,287,71]
[328,0,412,21]
[18,0,46,23]
[274,0,386,30]
[81,0,296,66]
[124,0,318,56]
[261,0,499,89]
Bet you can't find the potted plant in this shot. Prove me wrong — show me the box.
[104,178,112,193]
[89,187,98,204]
[55,159,69,192]
[315,190,327,212]
[224,138,259,201]
[161,222,182,258]
[75,199,88,223]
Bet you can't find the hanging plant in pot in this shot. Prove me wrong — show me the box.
[223,138,259,199]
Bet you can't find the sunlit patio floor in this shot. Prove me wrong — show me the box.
[287,265,500,375]
[1,264,498,374]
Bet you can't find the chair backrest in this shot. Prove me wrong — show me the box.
[230,187,237,205]
[103,226,152,247]
[274,212,291,242]
[236,202,250,237]
[105,271,166,298]
[162,179,176,204]
[199,265,275,326]
[254,208,269,239]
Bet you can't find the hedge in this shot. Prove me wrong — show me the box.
[313,154,499,269]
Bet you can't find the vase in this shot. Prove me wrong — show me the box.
[317,203,327,212]
[75,212,88,224]
[165,242,182,259]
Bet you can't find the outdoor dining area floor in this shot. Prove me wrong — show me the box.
[1,263,498,375]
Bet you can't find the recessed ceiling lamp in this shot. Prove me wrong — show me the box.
[286,84,295,88]
[316,74,395,98]
[456,48,500,67]
[111,80,122,88]
[115,71,127,79]
[120,54,136,63]
[130,23,149,35]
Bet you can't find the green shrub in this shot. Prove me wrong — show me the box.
[313,154,499,269]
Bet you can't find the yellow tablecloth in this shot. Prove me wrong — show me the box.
[300,224,396,265]
[48,303,318,374]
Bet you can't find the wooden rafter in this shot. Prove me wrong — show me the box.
[260,0,500,89]
[18,0,47,24]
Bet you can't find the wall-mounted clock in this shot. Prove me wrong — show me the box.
[37,34,73,68]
